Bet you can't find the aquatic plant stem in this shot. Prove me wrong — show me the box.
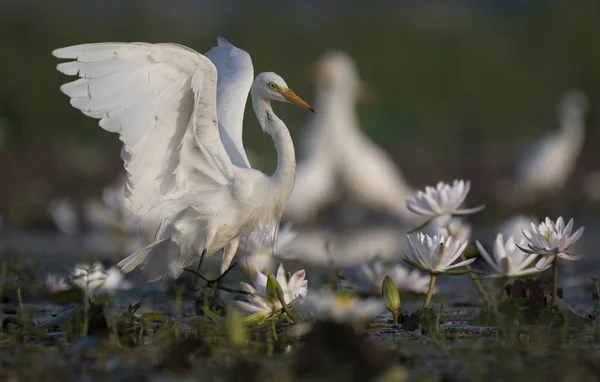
[552,257,558,306]
[498,276,508,302]
[422,274,437,309]
[460,253,491,307]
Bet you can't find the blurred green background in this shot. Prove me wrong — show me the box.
[0,0,598,225]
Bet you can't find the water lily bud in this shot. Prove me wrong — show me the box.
[382,275,401,314]
[226,306,247,349]
[266,274,282,307]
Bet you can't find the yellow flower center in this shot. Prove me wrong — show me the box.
[334,294,356,310]
[543,231,550,244]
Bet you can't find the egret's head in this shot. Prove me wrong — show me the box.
[253,72,314,112]
[560,90,589,116]
[313,51,370,102]
[315,51,359,86]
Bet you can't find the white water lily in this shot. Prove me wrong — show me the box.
[476,234,550,278]
[46,262,132,295]
[45,274,71,293]
[300,290,384,323]
[235,264,308,315]
[405,233,472,274]
[518,217,584,268]
[238,224,298,276]
[406,180,483,222]
[353,261,431,295]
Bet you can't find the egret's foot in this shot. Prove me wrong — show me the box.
[183,263,251,297]
[184,263,251,315]
[209,261,238,285]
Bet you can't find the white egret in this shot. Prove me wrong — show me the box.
[512,90,589,203]
[53,38,313,282]
[284,51,414,224]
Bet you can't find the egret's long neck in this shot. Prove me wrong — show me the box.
[316,84,356,114]
[252,95,296,203]
[315,84,359,134]
[561,111,585,138]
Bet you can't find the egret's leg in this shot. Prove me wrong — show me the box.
[193,226,216,284]
[207,238,240,309]
[194,249,207,284]
[220,237,240,275]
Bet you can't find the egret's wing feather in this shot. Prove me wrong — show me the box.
[54,42,232,220]
[205,37,254,168]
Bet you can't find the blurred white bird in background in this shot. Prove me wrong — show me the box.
[49,175,160,242]
[284,51,414,224]
[277,224,406,267]
[54,38,313,282]
[511,90,589,204]
[497,215,538,241]
[582,171,600,203]
[48,197,80,235]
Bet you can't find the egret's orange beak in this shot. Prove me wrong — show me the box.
[282,88,315,113]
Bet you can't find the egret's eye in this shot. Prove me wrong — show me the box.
[268,82,276,89]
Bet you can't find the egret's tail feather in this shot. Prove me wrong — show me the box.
[118,238,168,273]
[117,238,185,282]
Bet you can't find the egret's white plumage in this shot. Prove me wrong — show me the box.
[54,38,312,282]
[205,38,254,168]
[513,90,589,202]
[284,51,414,223]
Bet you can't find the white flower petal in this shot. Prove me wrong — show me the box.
[443,256,476,270]
[476,240,503,275]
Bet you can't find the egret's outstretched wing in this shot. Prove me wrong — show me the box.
[205,37,254,168]
[53,42,233,220]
